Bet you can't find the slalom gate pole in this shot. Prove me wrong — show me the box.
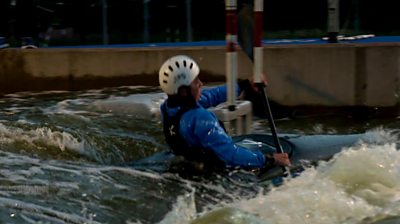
[213,0,253,136]
[225,0,238,111]
[253,0,284,154]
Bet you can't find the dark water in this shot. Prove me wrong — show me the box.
[0,86,399,223]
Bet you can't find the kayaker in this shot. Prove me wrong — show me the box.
[159,55,291,173]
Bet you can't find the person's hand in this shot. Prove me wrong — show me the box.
[272,153,291,167]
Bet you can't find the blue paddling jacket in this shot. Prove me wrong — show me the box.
[160,84,266,170]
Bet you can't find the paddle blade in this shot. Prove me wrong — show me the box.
[237,4,254,61]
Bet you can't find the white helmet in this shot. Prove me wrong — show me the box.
[159,55,200,95]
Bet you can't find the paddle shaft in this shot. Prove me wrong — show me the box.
[234,2,289,175]
[251,0,284,154]
[235,1,283,156]
[256,83,284,153]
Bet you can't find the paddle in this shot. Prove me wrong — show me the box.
[237,4,288,171]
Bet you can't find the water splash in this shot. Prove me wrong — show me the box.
[362,127,400,145]
[159,189,197,224]
[186,140,400,224]
[0,123,86,153]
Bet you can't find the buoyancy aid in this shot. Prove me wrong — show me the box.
[161,103,225,171]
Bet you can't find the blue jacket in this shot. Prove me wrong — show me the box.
[160,85,266,169]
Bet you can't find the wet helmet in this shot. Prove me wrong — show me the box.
[159,55,200,95]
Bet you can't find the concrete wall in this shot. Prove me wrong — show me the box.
[0,43,399,109]
[264,43,400,108]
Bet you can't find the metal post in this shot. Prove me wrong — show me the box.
[327,0,339,43]
[143,0,149,43]
[225,0,237,111]
[101,0,109,45]
[9,0,17,40]
[353,0,360,33]
[185,0,193,42]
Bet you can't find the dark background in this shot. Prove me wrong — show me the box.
[0,0,399,46]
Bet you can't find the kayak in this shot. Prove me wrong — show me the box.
[130,132,366,182]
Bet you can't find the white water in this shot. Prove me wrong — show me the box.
[0,123,87,154]
[1,88,400,223]
[160,129,400,224]
[91,93,166,118]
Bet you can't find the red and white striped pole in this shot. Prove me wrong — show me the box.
[253,0,285,155]
[225,0,238,111]
[253,0,263,84]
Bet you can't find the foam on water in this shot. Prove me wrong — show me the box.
[159,129,400,224]
[0,197,101,224]
[90,92,166,118]
[0,123,87,154]
[231,144,400,224]
[0,149,185,223]
[159,189,197,224]
[362,127,400,145]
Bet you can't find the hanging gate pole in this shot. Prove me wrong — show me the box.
[212,0,252,136]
